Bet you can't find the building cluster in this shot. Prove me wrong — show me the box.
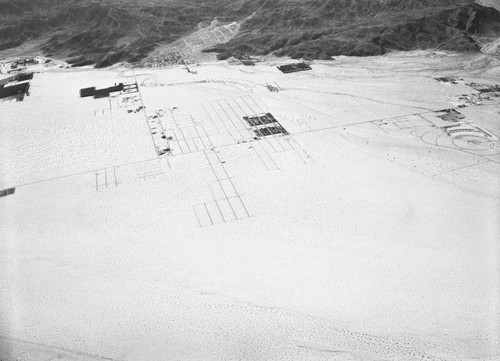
[80,83,139,99]
[0,57,43,75]
[0,72,34,101]
[243,112,289,138]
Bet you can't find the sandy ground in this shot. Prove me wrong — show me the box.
[0,51,499,361]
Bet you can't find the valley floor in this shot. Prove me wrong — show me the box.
[1,51,499,361]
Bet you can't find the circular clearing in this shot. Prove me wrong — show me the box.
[452,135,495,151]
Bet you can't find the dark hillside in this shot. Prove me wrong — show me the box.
[0,0,498,66]
[207,1,500,59]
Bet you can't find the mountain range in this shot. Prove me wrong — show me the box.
[0,0,499,67]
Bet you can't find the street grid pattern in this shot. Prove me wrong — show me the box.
[3,73,499,227]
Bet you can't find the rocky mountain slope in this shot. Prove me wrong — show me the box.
[208,0,500,59]
[0,0,499,66]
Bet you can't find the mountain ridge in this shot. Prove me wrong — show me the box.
[0,0,499,66]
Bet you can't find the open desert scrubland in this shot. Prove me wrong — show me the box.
[1,51,499,361]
